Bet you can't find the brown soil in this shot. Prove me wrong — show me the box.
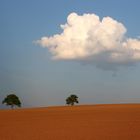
[0,104,140,140]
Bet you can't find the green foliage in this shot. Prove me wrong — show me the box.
[66,94,79,106]
[2,94,21,109]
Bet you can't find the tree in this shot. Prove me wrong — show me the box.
[66,94,79,106]
[2,94,21,109]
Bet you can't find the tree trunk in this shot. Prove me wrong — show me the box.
[11,104,14,109]
[71,102,74,106]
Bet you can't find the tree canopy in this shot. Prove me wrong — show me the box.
[2,94,21,109]
[66,94,79,106]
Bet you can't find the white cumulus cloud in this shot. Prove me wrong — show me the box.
[36,12,140,70]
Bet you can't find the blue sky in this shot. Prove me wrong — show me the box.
[0,0,140,108]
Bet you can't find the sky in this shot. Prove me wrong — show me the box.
[0,0,140,108]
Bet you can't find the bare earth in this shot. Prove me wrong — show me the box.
[0,104,140,140]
